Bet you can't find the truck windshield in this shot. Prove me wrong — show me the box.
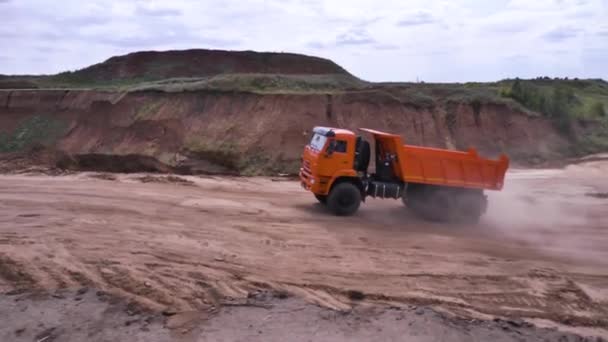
[309,133,328,151]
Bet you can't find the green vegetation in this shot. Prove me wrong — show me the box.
[591,101,606,117]
[497,78,608,145]
[501,80,575,133]
[129,73,367,94]
[183,138,300,175]
[496,78,608,154]
[499,78,608,119]
[184,138,241,171]
[0,73,367,93]
[0,115,67,153]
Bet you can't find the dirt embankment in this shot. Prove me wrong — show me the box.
[0,88,568,174]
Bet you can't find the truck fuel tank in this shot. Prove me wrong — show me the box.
[367,181,403,199]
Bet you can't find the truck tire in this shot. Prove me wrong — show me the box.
[407,185,450,222]
[314,194,327,204]
[451,189,487,224]
[406,185,486,223]
[327,182,361,216]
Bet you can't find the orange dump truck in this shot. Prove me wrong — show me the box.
[300,127,509,222]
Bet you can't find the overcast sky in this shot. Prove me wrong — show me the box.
[0,0,606,82]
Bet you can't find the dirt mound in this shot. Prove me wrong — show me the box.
[52,49,351,83]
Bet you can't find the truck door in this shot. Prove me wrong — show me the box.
[326,138,352,171]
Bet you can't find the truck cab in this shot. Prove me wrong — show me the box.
[301,127,355,190]
[300,127,374,215]
[300,127,368,186]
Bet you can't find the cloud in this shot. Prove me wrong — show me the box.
[306,41,327,49]
[571,9,594,18]
[397,11,435,27]
[374,44,400,50]
[542,26,582,42]
[99,34,180,48]
[307,26,377,49]
[483,20,532,34]
[98,32,239,49]
[58,14,112,27]
[29,56,47,63]
[35,46,68,53]
[136,5,182,17]
[0,30,18,38]
[35,31,65,40]
[335,30,376,46]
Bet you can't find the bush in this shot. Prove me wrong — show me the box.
[590,102,606,117]
[500,80,577,134]
[0,116,67,153]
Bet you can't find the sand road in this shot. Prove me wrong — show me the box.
[0,162,607,338]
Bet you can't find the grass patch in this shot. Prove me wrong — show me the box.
[183,138,300,175]
[129,73,367,94]
[498,78,608,137]
[0,115,67,153]
[499,78,608,118]
[0,73,367,94]
[183,139,241,171]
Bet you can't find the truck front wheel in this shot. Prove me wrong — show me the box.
[327,182,361,216]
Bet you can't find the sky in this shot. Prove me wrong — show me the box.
[0,0,606,82]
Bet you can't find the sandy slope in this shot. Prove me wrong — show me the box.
[0,163,607,338]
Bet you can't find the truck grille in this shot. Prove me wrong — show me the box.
[303,160,312,174]
[300,160,313,183]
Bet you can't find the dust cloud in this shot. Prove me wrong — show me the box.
[483,162,608,264]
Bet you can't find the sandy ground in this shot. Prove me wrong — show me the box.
[0,161,607,340]
[1,289,598,342]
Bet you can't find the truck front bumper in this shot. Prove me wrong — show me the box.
[299,169,330,195]
[299,168,313,191]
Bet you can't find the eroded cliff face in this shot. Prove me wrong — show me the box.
[0,89,568,174]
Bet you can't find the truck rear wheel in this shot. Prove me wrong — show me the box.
[406,185,449,222]
[405,185,486,223]
[314,194,327,204]
[451,189,487,224]
[327,183,361,216]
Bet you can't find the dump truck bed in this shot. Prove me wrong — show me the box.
[399,144,509,190]
[360,128,509,191]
